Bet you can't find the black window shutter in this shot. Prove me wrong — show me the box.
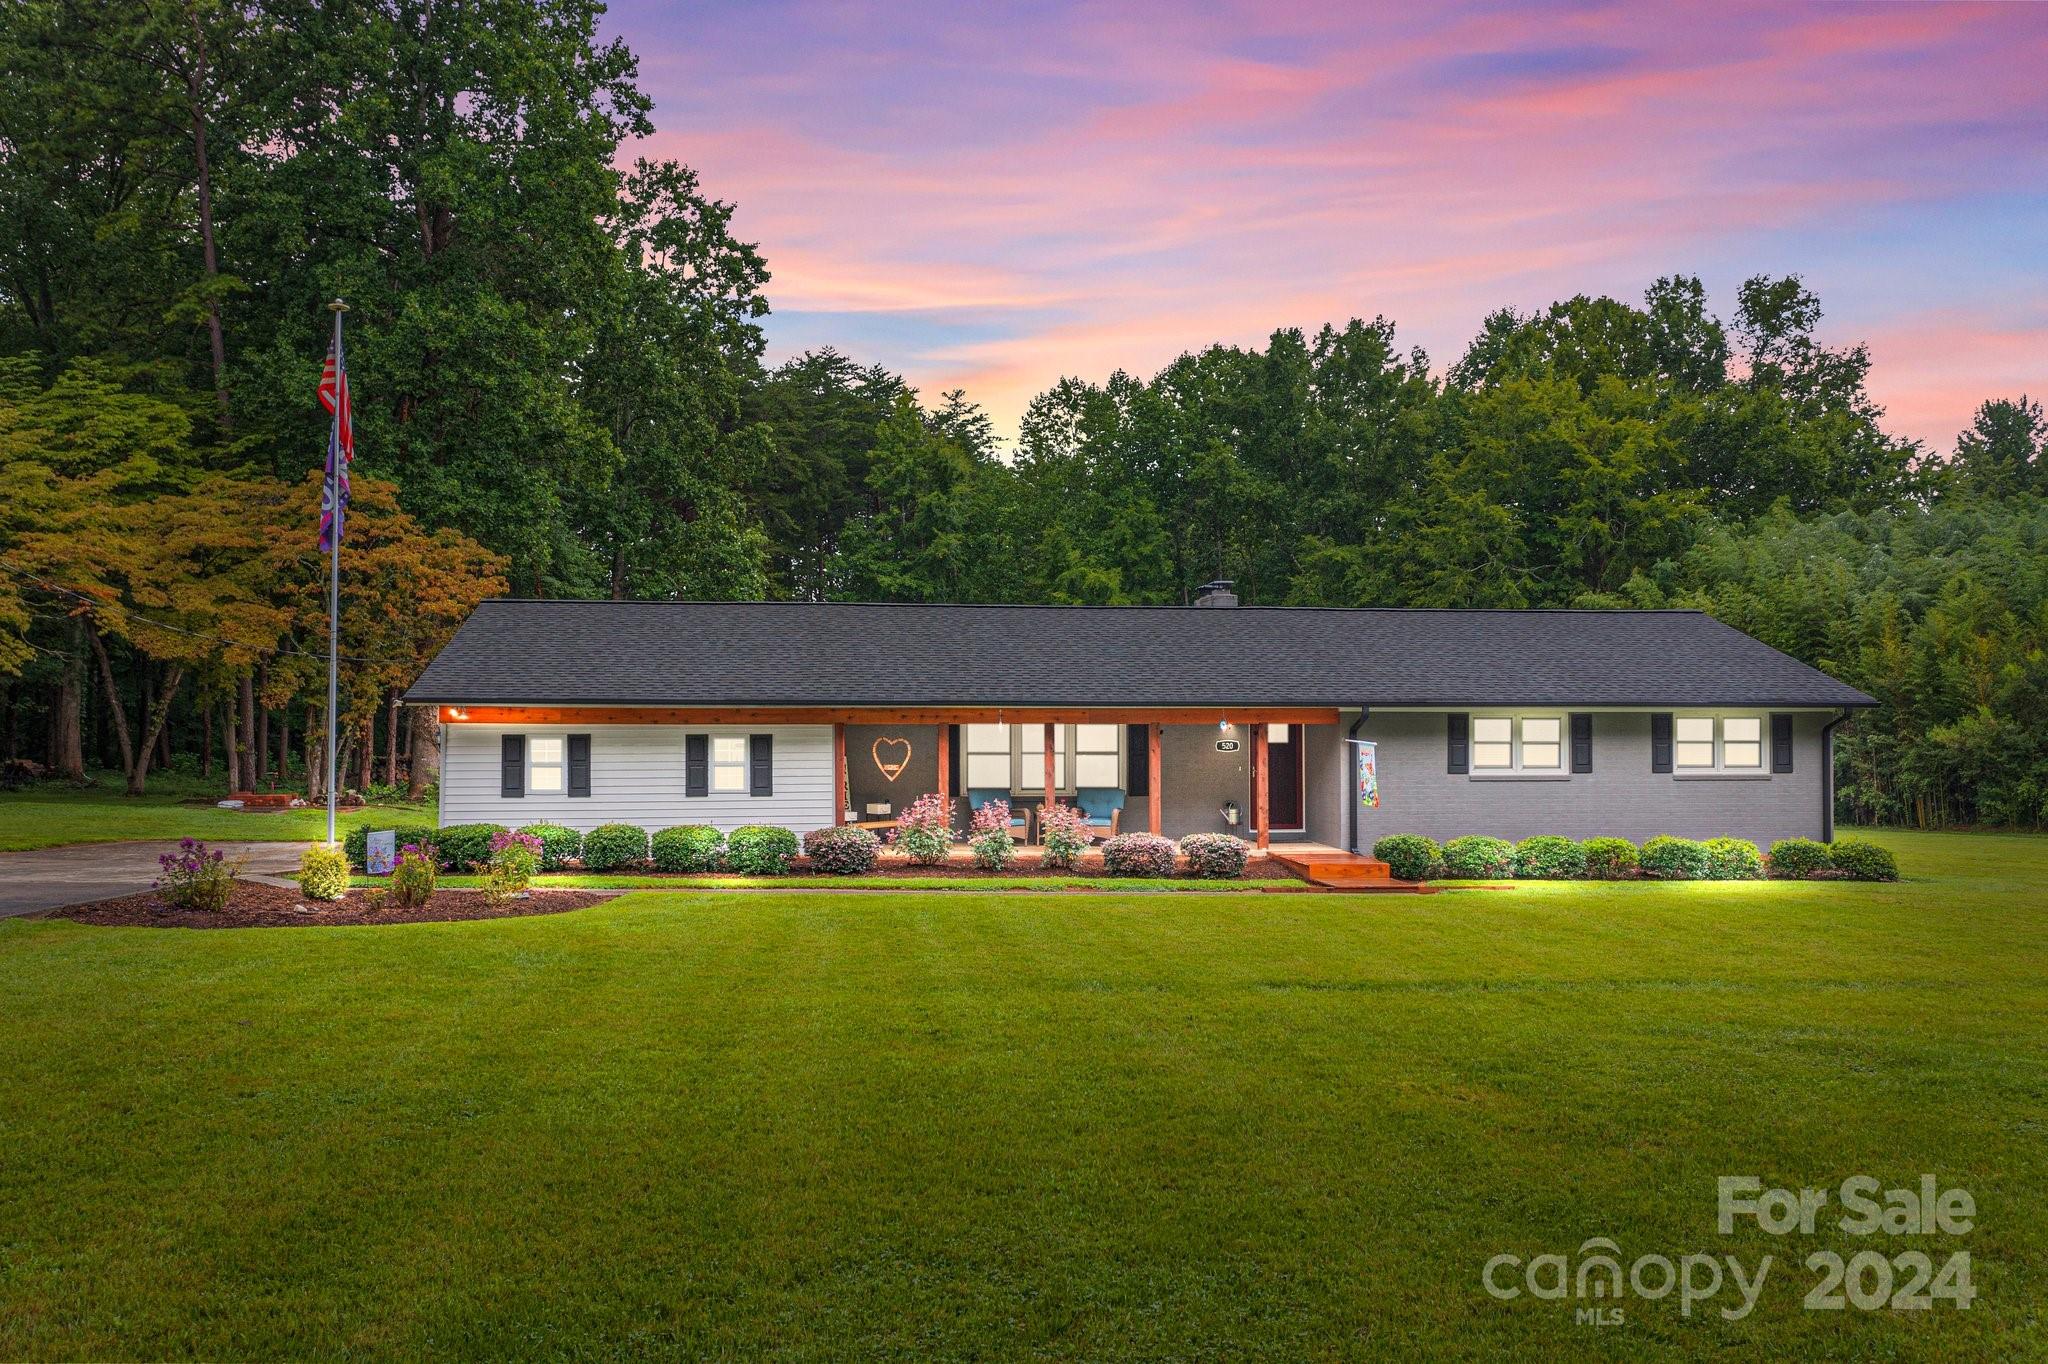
[749,733,773,796]
[685,734,708,797]
[1124,724,1149,796]
[1650,713,1673,773]
[1447,714,1469,774]
[501,735,525,798]
[567,734,591,797]
[1570,713,1593,773]
[1771,713,1795,773]
[949,725,964,793]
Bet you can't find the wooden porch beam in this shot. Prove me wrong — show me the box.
[1147,723,1162,835]
[936,722,950,816]
[1252,723,1270,851]
[832,722,846,826]
[439,705,1340,727]
[1042,722,1055,819]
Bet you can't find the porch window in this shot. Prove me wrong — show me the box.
[529,736,566,794]
[961,724,1124,794]
[711,735,748,792]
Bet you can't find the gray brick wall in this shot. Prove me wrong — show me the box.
[1304,710,1831,850]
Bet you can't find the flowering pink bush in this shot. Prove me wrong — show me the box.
[1101,832,1177,878]
[154,837,242,912]
[895,792,953,865]
[968,799,1017,870]
[389,843,439,908]
[1036,802,1090,870]
[482,830,542,900]
[1178,833,1249,878]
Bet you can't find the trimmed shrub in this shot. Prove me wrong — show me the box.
[153,838,241,912]
[1179,833,1249,878]
[388,842,438,908]
[1640,835,1711,880]
[1512,835,1586,879]
[651,825,724,873]
[1766,837,1831,879]
[581,823,650,872]
[727,825,799,876]
[1037,802,1090,870]
[1101,832,1177,878]
[1442,835,1514,879]
[433,823,510,872]
[895,792,953,865]
[1371,834,1439,882]
[1579,837,1639,880]
[968,800,1017,871]
[343,822,436,870]
[1703,836,1765,881]
[298,844,350,902]
[516,823,582,872]
[1829,838,1900,882]
[803,825,879,875]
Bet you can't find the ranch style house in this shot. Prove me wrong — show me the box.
[403,585,1875,854]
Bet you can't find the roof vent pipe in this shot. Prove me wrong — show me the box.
[1193,580,1239,608]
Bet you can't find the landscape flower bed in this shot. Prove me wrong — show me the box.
[1371,833,1899,882]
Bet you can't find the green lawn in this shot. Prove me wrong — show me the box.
[2,829,2043,1360]
[0,771,432,851]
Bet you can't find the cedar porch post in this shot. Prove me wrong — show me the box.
[832,722,846,825]
[1147,722,1162,835]
[1252,723,1270,850]
[1042,721,1055,813]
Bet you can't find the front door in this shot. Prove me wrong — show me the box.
[1268,724,1304,830]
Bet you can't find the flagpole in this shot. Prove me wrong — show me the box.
[325,298,348,846]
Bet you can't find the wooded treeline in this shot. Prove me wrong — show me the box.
[1,1,2042,824]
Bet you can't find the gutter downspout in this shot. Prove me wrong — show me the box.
[1347,707,1369,854]
[1819,708,1852,843]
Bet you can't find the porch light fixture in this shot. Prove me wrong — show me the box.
[1218,717,1231,733]
[447,707,469,720]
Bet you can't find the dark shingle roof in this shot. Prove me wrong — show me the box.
[404,600,1874,709]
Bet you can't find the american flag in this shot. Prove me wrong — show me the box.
[317,332,354,551]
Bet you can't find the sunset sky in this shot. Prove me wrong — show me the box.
[612,0,2046,454]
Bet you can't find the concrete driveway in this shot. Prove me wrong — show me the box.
[0,841,312,917]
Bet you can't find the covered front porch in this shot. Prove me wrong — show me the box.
[828,706,1343,848]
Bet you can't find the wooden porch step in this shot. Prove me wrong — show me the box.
[1268,850,1428,891]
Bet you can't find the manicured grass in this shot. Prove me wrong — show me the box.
[2,828,2042,1359]
[0,770,431,851]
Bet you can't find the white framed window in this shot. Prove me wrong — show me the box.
[1675,717,1717,769]
[1722,716,1763,769]
[964,724,1011,790]
[1470,715,1562,771]
[529,736,565,793]
[711,735,748,792]
[961,724,1124,794]
[1074,724,1122,788]
[1472,716,1515,769]
[1677,715,1765,771]
[1519,717,1562,770]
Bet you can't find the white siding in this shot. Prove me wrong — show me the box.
[440,724,836,834]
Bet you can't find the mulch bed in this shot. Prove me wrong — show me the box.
[782,854,1300,881]
[49,880,614,929]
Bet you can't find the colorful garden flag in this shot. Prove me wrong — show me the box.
[1355,739,1379,810]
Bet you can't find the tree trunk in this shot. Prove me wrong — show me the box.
[185,6,229,425]
[278,707,291,784]
[52,623,84,781]
[385,691,400,787]
[257,666,270,789]
[84,624,136,783]
[237,672,256,792]
[407,705,439,800]
[359,724,373,793]
[124,665,184,796]
[201,698,213,778]
[303,702,323,801]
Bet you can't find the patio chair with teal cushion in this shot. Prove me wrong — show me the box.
[1074,787,1125,842]
[967,790,1032,843]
